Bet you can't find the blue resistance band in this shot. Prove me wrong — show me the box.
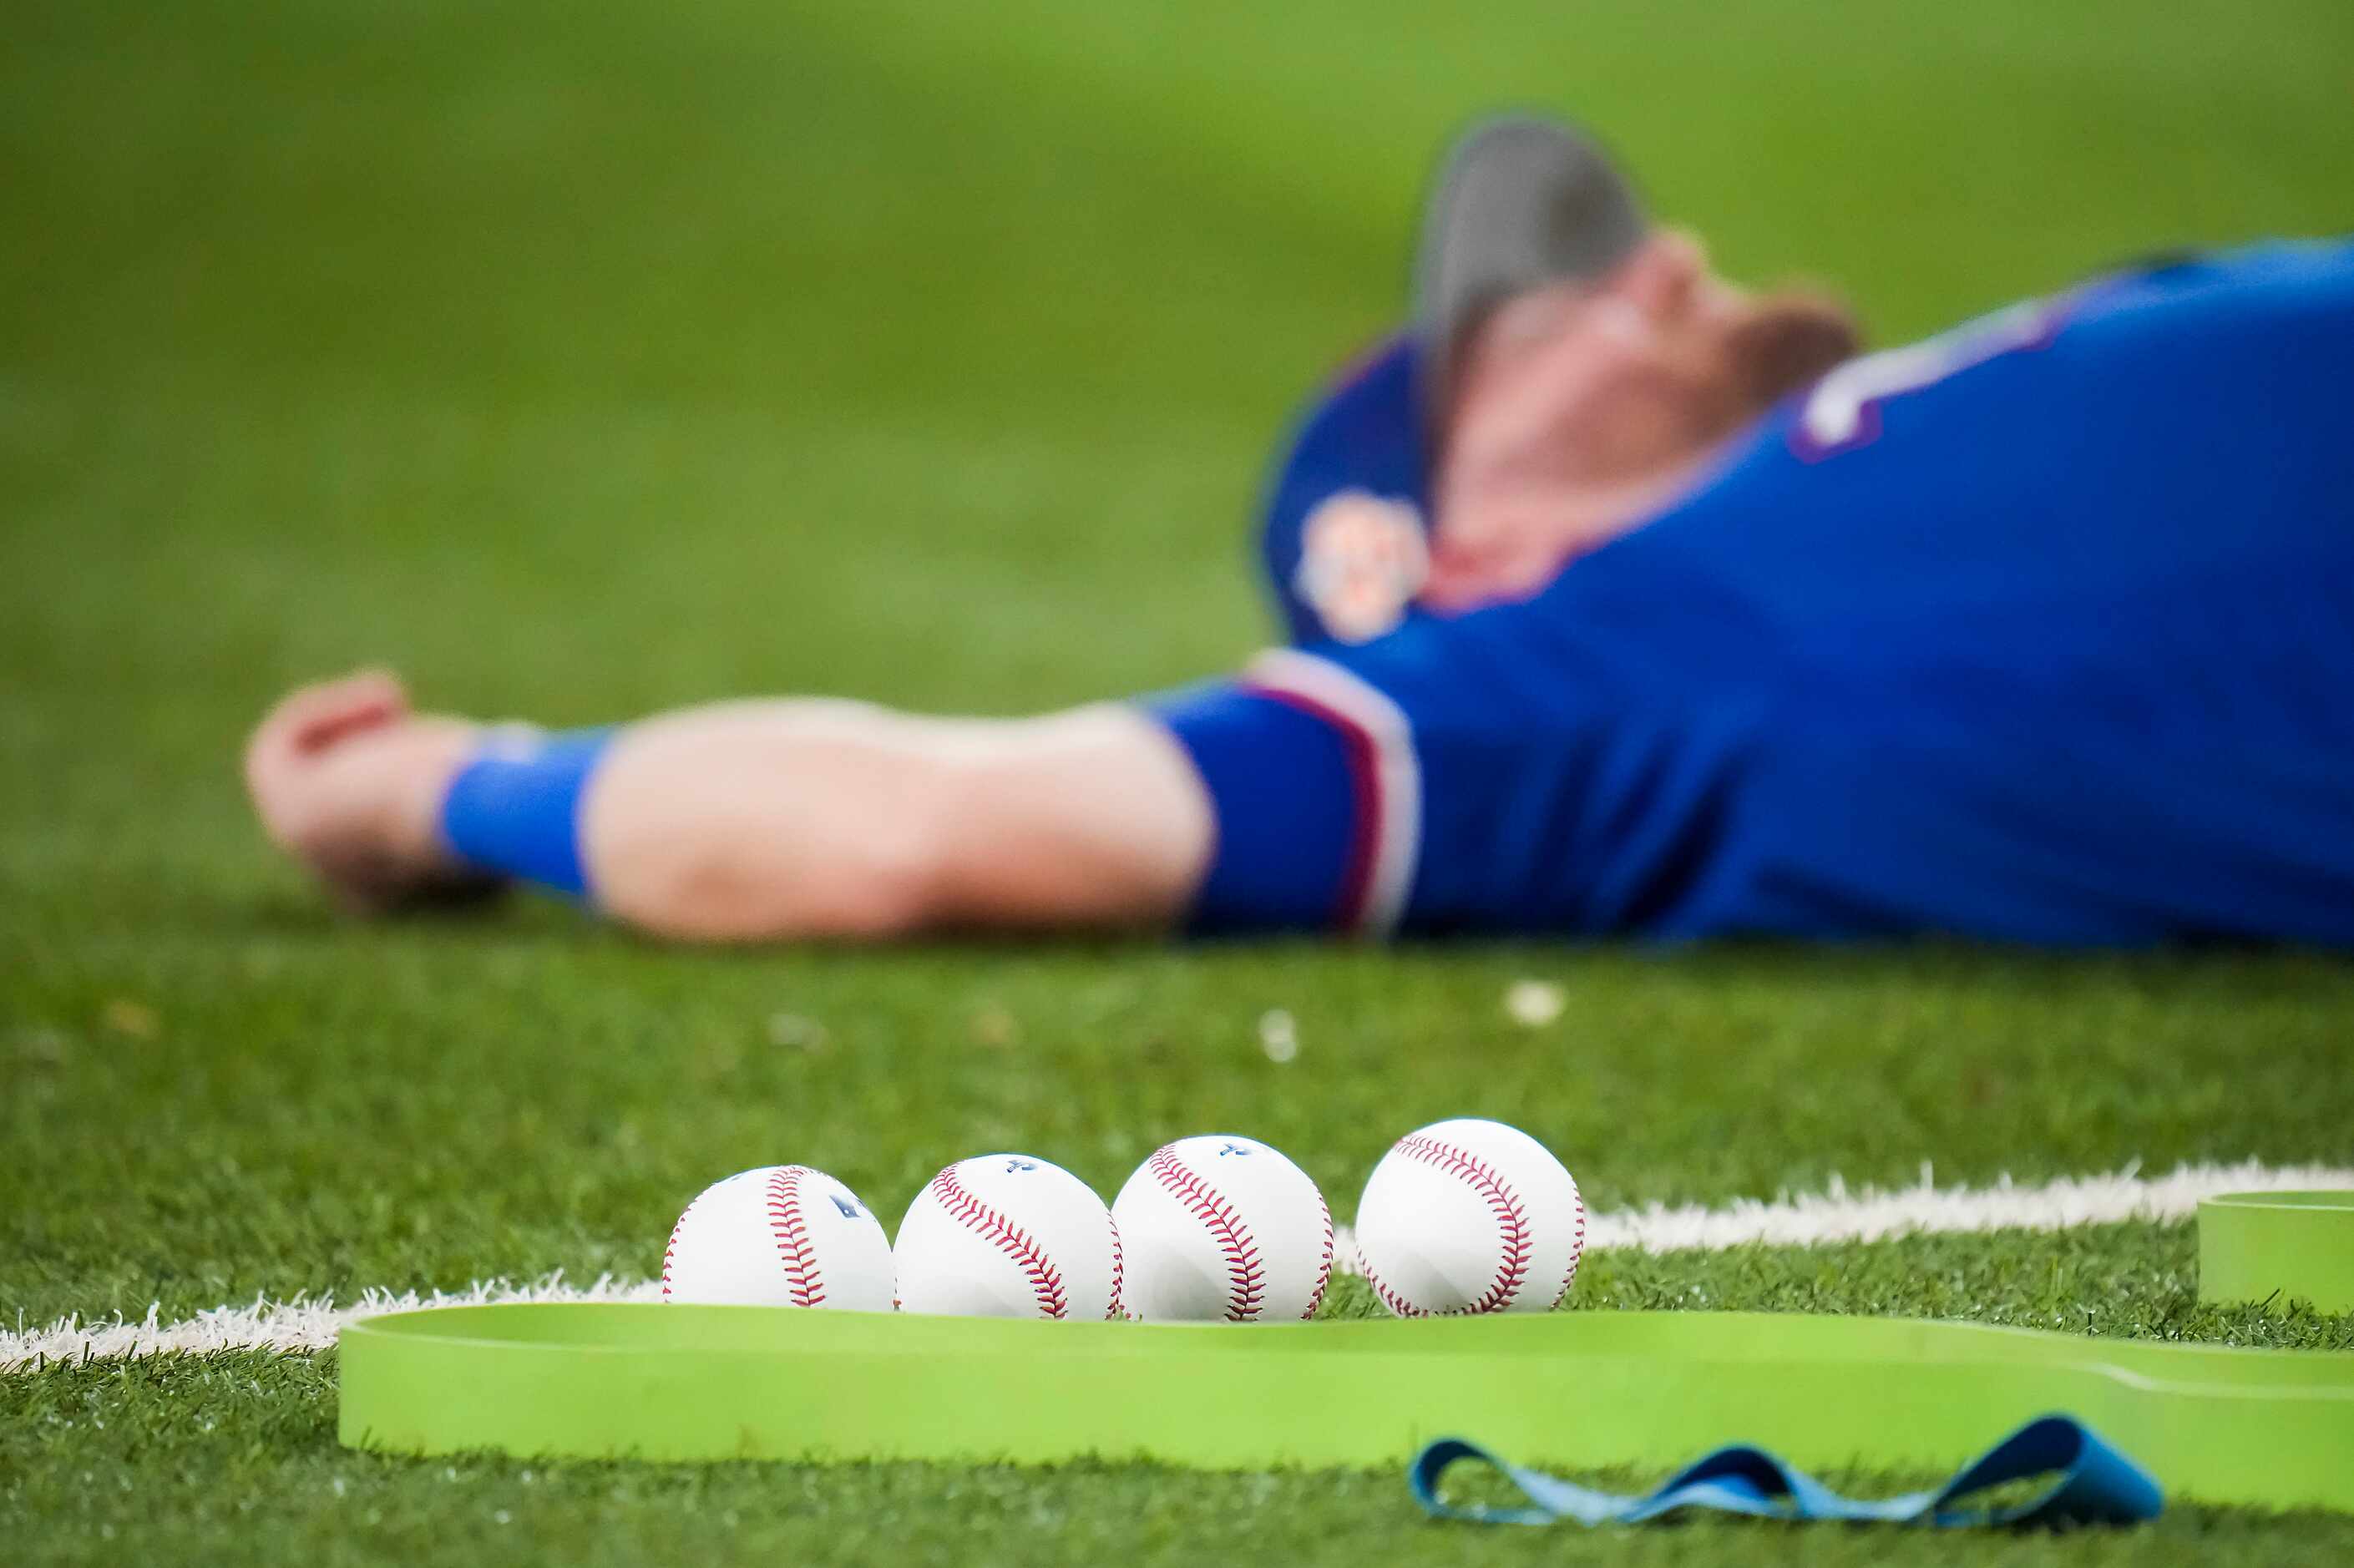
[437,726,617,901]
[1410,1414,2162,1529]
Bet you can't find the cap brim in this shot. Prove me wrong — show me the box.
[1414,115,1648,430]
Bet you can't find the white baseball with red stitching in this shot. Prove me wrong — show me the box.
[1111,1135,1334,1322]
[1354,1119,1583,1317]
[661,1165,894,1311]
[894,1154,1122,1319]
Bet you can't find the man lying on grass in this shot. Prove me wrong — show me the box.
[244,117,2354,947]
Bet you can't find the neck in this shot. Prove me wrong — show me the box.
[1423,432,1744,612]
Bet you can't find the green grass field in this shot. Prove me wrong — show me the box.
[7,0,2354,1561]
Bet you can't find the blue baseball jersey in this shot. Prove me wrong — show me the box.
[1150,237,2354,943]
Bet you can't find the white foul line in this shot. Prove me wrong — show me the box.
[3,1272,660,1373]
[1567,1156,2354,1254]
[5,1159,2348,1372]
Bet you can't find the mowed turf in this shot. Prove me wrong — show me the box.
[5,0,2354,1563]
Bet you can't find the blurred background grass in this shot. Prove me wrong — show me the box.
[7,0,2351,749]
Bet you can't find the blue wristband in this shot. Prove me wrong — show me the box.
[437,726,618,901]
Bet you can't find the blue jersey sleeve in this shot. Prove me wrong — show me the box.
[1147,651,1421,935]
[1143,585,1777,939]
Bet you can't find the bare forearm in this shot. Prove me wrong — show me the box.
[245,670,1215,943]
[579,699,1212,940]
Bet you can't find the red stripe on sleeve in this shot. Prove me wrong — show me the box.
[1240,684,1384,933]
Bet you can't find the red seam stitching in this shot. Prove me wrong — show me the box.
[1384,1135,1531,1315]
[1366,1265,1427,1319]
[931,1165,1069,1318]
[1106,1212,1126,1320]
[766,1166,825,1308]
[1146,1147,1265,1321]
[660,1193,696,1300]
[1302,1189,1335,1318]
[1551,1183,1586,1309]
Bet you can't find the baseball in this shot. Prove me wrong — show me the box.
[894,1153,1123,1319]
[1354,1117,1584,1316]
[1111,1135,1334,1322]
[661,1165,894,1311]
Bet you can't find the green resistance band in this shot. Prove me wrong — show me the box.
[341,1299,2354,1510]
[2200,1191,2354,1313]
